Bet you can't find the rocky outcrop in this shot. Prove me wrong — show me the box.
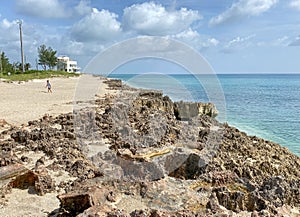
[103,78,122,89]
[0,78,299,216]
[133,90,174,113]
[0,163,55,196]
[174,101,218,120]
[58,185,109,215]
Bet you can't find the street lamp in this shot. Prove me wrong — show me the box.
[17,20,25,73]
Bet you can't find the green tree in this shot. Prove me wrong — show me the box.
[25,62,31,71]
[38,45,48,70]
[0,52,13,74]
[47,46,57,70]
[14,62,31,72]
[38,44,57,70]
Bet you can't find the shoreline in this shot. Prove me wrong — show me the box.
[1,73,297,153]
[1,73,298,157]
[0,74,299,216]
[107,73,300,157]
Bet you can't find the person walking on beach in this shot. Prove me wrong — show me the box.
[46,80,52,93]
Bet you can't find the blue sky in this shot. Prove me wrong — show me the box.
[0,0,300,73]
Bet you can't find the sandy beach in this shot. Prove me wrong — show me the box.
[0,74,115,217]
[0,74,110,126]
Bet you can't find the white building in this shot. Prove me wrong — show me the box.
[57,56,80,73]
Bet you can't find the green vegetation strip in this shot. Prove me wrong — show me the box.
[0,70,80,82]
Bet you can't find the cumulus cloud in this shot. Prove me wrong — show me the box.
[0,19,20,43]
[0,18,45,65]
[1,18,17,29]
[70,8,122,42]
[289,0,300,10]
[209,0,278,26]
[208,38,220,46]
[123,2,202,36]
[172,28,219,50]
[74,0,92,16]
[58,40,84,56]
[173,28,199,41]
[15,0,92,18]
[15,0,70,18]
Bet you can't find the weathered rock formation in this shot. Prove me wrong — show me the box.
[174,101,218,120]
[0,78,299,216]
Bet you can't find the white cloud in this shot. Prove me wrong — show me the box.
[208,38,220,46]
[172,28,219,50]
[252,36,291,47]
[60,40,85,56]
[228,35,255,45]
[174,28,199,41]
[290,0,300,10]
[209,0,278,26]
[0,18,45,65]
[272,36,289,46]
[222,34,256,53]
[15,0,70,19]
[123,2,202,36]
[75,0,92,16]
[1,18,17,29]
[0,19,20,43]
[289,35,300,46]
[70,8,122,42]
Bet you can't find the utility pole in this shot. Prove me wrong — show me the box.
[35,58,38,70]
[0,49,2,74]
[17,20,25,73]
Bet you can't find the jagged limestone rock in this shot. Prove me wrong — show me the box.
[174,101,218,120]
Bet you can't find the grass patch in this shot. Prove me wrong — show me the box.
[0,70,80,82]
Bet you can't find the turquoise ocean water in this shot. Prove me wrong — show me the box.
[107,73,300,156]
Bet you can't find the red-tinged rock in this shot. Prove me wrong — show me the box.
[0,163,29,181]
[0,163,54,196]
[10,170,37,189]
[58,186,109,215]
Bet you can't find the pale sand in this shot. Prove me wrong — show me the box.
[0,74,111,126]
[0,188,60,217]
[0,74,115,217]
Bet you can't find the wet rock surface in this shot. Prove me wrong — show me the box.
[0,78,299,216]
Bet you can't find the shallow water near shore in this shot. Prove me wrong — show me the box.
[108,73,300,156]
